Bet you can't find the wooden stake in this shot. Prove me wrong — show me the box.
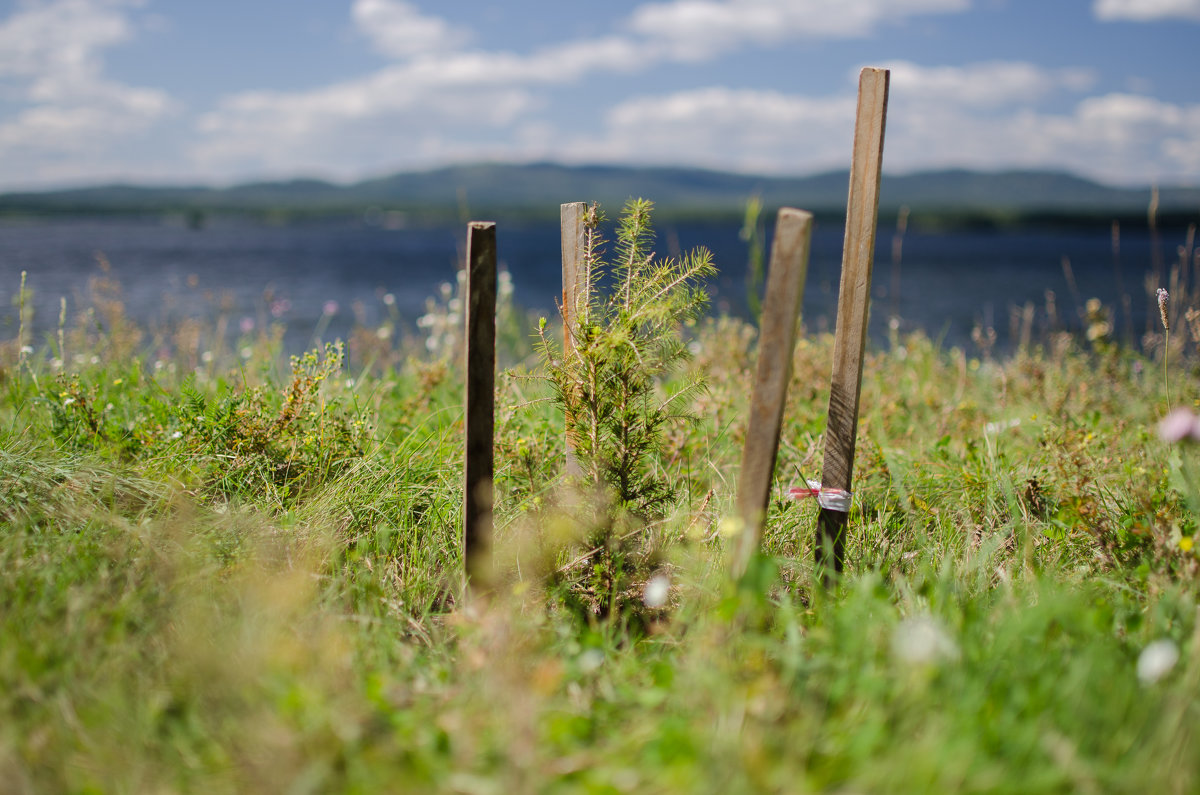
[560,202,587,476]
[732,208,814,579]
[816,66,890,576]
[464,221,497,589]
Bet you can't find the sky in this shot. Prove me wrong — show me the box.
[0,0,1197,190]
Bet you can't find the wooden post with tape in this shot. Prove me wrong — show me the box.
[816,66,890,577]
[464,221,497,590]
[732,208,814,579]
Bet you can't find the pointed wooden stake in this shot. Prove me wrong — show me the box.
[816,66,890,577]
[732,208,814,579]
[560,201,587,477]
[464,221,497,590]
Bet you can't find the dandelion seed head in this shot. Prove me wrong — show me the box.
[578,648,604,673]
[642,574,670,608]
[892,615,960,666]
[1137,638,1179,685]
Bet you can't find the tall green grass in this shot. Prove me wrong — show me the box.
[1,228,1199,793]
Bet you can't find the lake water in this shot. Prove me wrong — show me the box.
[0,214,1190,356]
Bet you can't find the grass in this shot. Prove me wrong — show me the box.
[2,243,1200,794]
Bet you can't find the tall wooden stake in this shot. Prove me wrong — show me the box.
[816,66,890,576]
[560,202,587,476]
[464,221,497,590]
[732,208,814,579]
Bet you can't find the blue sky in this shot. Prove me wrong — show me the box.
[0,0,1197,189]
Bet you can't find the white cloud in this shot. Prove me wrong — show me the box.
[190,30,666,178]
[351,0,469,59]
[563,63,1200,185]
[0,0,174,185]
[884,60,1094,108]
[566,87,857,173]
[190,0,978,179]
[628,0,970,56]
[1093,0,1200,21]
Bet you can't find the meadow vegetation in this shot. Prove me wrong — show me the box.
[2,204,1199,793]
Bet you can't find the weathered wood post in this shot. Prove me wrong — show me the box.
[464,221,497,589]
[560,201,587,476]
[732,208,814,579]
[815,66,890,576]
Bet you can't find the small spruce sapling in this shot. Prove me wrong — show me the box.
[536,199,715,612]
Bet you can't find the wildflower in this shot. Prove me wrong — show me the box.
[718,516,744,538]
[376,325,392,340]
[1158,407,1200,443]
[1158,288,1170,331]
[984,418,1021,435]
[382,292,395,306]
[892,615,960,666]
[1137,638,1179,685]
[323,300,339,316]
[642,574,670,608]
[239,316,255,334]
[19,345,32,355]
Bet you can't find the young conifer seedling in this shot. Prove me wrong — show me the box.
[537,199,715,614]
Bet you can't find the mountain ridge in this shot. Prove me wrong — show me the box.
[1,163,1197,221]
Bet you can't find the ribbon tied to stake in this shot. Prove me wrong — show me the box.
[788,479,852,513]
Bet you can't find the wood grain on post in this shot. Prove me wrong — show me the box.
[732,208,814,579]
[560,202,587,476]
[464,221,497,590]
[816,66,890,576]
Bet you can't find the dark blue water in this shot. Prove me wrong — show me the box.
[0,214,1188,355]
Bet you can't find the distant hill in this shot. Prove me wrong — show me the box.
[1,163,1197,225]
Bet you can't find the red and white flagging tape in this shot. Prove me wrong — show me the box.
[788,479,852,513]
